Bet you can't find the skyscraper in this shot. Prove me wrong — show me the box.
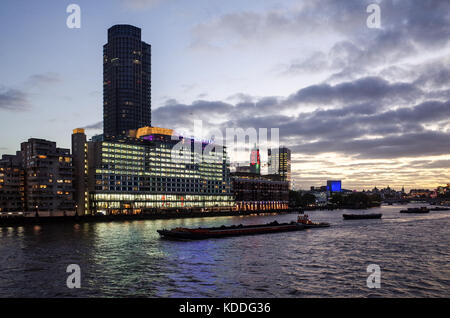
[103,24,151,137]
[268,147,291,188]
[250,145,261,175]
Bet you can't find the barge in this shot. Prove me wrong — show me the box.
[157,215,330,240]
[343,213,382,220]
[399,207,430,214]
[430,207,450,211]
[158,221,304,240]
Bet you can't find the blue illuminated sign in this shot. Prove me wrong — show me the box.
[327,180,342,193]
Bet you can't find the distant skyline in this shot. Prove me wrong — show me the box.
[1,0,450,191]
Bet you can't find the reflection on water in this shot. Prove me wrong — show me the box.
[0,204,449,297]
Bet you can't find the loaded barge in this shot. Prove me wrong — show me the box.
[343,213,382,220]
[158,215,330,240]
[429,207,450,211]
[400,207,430,214]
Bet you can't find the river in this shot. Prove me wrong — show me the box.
[0,203,449,297]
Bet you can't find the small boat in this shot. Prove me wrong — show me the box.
[399,207,430,214]
[430,207,450,211]
[343,213,382,220]
[297,214,330,228]
[158,221,304,240]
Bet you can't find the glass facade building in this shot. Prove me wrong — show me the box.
[73,128,234,215]
[268,147,292,189]
[103,25,152,137]
[250,146,261,175]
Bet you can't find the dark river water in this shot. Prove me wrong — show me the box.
[0,204,449,298]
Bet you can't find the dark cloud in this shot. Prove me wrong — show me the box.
[152,71,450,160]
[425,160,450,169]
[154,75,425,132]
[153,99,234,130]
[0,73,62,112]
[0,89,29,111]
[82,121,103,130]
[291,131,450,159]
[286,76,421,107]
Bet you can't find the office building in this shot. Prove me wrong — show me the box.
[231,172,289,211]
[249,145,261,175]
[268,147,291,188]
[72,127,234,215]
[103,24,152,137]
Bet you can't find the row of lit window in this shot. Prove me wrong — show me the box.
[93,193,234,201]
[102,143,144,151]
[95,201,234,209]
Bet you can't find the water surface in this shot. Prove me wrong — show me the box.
[0,204,449,297]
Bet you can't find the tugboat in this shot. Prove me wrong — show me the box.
[399,207,430,214]
[343,213,382,220]
[296,214,330,228]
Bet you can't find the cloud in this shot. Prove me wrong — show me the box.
[0,72,62,112]
[270,1,450,82]
[190,7,326,49]
[0,89,30,111]
[26,72,62,87]
[82,121,103,130]
[121,0,166,9]
[291,131,450,159]
[285,76,421,107]
[77,1,450,189]
[151,69,450,160]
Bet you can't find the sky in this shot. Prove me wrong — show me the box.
[1,0,450,191]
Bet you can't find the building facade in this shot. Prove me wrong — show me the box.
[231,172,289,211]
[249,146,261,175]
[72,129,89,215]
[103,24,152,137]
[20,139,75,214]
[72,127,234,215]
[0,153,24,213]
[268,147,291,188]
